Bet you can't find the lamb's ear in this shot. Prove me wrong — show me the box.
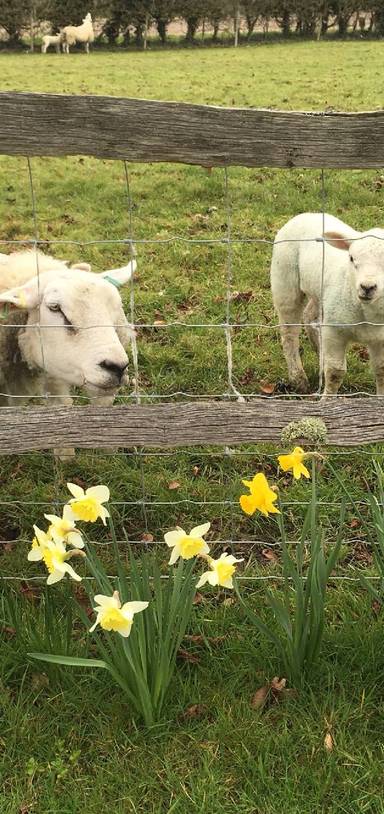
[71,262,92,272]
[101,259,136,289]
[0,277,40,309]
[323,230,359,251]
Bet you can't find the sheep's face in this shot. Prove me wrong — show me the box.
[324,228,384,304]
[0,267,133,395]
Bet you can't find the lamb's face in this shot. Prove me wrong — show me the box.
[2,268,133,395]
[324,227,384,304]
[347,232,384,303]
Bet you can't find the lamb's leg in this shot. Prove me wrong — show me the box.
[303,297,320,353]
[321,330,347,397]
[46,379,75,461]
[367,343,384,394]
[276,306,310,393]
[85,41,90,53]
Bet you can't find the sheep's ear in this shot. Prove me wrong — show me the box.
[101,259,136,288]
[0,278,40,310]
[71,262,92,272]
[323,231,357,251]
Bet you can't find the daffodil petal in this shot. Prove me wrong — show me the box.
[164,529,184,547]
[93,594,120,609]
[239,494,256,515]
[196,572,210,588]
[190,522,210,538]
[67,531,85,549]
[86,485,110,503]
[27,548,43,561]
[62,562,82,582]
[66,482,84,499]
[169,545,180,565]
[121,600,149,616]
[47,570,64,585]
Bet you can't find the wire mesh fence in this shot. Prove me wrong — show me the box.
[1,97,384,591]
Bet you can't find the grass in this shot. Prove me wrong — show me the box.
[1,40,384,812]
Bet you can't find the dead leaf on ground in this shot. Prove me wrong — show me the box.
[181,703,209,719]
[251,684,270,710]
[31,672,49,692]
[177,649,200,664]
[1,626,16,636]
[184,634,226,645]
[349,518,361,529]
[259,380,276,395]
[262,548,279,563]
[230,290,254,303]
[324,731,334,752]
[19,582,41,602]
[141,532,154,543]
[168,480,181,490]
[222,596,236,607]
[192,465,200,477]
[193,592,204,605]
[19,805,31,814]
[251,676,291,711]
[372,599,382,617]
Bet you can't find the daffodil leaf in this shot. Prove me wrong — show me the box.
[28,652,109,669]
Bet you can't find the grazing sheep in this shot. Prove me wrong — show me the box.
[271,212,384,396]
[62,12,94,54]
[41,33,64,54]
[0,250,135,456]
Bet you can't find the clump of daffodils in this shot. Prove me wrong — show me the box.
[27,482,110,585]
[163,522,243,590]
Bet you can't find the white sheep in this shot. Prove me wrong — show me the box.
[0,250,135,456]
[61,12,94,54]
[270,212,384,395]
[41,33,64,54]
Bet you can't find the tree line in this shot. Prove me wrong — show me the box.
[1,1,384,47]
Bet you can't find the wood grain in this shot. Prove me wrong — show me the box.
[0,399,382,453]
[1,92,384,168]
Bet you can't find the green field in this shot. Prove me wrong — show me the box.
[2,42,384,814]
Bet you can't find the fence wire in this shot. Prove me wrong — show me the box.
[0,156,382,588]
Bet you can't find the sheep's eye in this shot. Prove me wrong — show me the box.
[48,304,74,331]
[350,255,354,263]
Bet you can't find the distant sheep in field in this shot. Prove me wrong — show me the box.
[61,12,94,54]
[0,250,135,456]
[41,33,64,54]
[271,212,384,396]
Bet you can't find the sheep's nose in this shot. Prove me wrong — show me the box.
[99,360,128,382]
[360,283,377,299]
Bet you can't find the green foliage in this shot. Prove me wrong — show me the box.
[29,520,198,726]
[237,460,344,685]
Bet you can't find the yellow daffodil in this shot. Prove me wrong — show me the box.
[239,473,280,517]
[277,447,310,480]
[28,526,84,585]
[196,552,243,589]
[67,483,110,524]
[164,523,210,565]
[89,591,149,637]
[44,505,84,548]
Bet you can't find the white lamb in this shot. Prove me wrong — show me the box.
[271,212,384,396]
[0,250,135,455]
[41,33,64,53]
[62,12,94,53]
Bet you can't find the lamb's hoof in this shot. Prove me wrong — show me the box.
[289,376,310,394]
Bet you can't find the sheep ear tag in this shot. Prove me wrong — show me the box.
[0,283,37,309]
[101,259,136,289]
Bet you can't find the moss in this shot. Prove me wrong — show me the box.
[281,417,328,447]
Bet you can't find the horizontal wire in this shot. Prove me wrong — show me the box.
[0,573,377,584]
[0,498,375,507]
[1,320,383,329]
[0,390,381,400]
[0,537,370,548]
[0,233,381,248]
[0,448,381,459]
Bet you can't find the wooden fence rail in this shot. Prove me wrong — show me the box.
[0,400,382,452]
[1,92,384,168]
[0,93,383,450]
